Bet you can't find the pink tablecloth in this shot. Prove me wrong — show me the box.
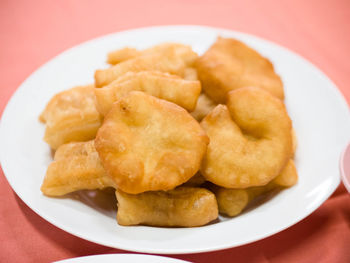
[1,0,349,262]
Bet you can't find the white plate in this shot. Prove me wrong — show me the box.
[55,254,189,263]
[1,25,349,254]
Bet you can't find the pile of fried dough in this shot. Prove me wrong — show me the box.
[40,37,297,227]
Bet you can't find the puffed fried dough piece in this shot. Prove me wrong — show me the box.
[190,93,216,121]
[107,47,140,64]
[214,159,298,217]
[40,84,94,123]
[212,187,249,217]
[213,184,274,217]
[95,91,209,194]
[95,44,198,88]
[201,87,292,188]
[195,37,284,103]
[40,85,103,150]
[106,44,186,65]
[116,187,218,227]
[41,141,115,196]
[107,43,199,66]
[94,71,201,115]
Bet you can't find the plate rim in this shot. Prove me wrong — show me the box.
[54,253,190,263]
[1,25,349,254]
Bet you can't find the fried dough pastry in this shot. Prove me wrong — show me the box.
[212,187,250,217]
[40,85,103,150]
[201,87,293,188]
[95,44,198,88]
[94,71,201,116]
[116,187,218,227]
[213,159,298,217]
[107,47,140,64]
[95,91,209,194]
[107,43,197,65]
[190,93,217,121]
[196,37,284,103]
[41,141,115,196]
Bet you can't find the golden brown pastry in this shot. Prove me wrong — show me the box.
[95,43,198,88]
[211,187,250,217]
[116,187,218,227]
[107,43,198,66]
[94,71,201,116]
[95,91,209,194]
[195,37,284,103]
[41,140,114,196]
[201,87,293,188]
[40,85,103,150]
[107,47,140,64]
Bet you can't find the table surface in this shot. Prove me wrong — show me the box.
[1,0,350,262]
